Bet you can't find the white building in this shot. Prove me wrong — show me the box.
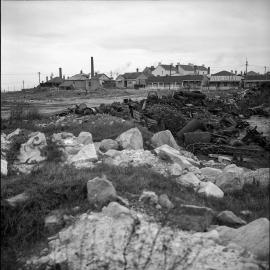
[152,64,178,77]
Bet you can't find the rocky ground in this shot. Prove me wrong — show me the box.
[1,86,270,269]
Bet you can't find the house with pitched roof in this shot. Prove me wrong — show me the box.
[116,71,148,88]
[152,64,178,77]
[209,71,242,90]
[94,73,111,86]
[59,70,90,90]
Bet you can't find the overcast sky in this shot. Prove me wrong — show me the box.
[1,0,270,91]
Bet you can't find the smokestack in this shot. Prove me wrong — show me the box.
[59,67,62,79]
[46,76,48,82]
[91,57,94,78]
[235,70,237,75]
[207,67,210,75]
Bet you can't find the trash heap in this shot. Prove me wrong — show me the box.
[96,88,270,162]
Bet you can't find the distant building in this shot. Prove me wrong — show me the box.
[152,64,178,77]
[152,63,209,77]
[59,71,90,90]
[94,73,111,86]
[244,74,270,88]
[146,75,208,90]
[209,70,242,90]
[246,71,259,76]
[40,77,64,88]
[143,66,155,76]
[175,63,209,75]
[116,71,148,88]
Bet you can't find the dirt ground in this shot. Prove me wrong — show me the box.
[1,88,150,119]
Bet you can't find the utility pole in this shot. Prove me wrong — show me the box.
[38,72,41,85]
[245,58,248,75]
[169,63,172,90]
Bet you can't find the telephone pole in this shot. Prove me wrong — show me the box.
[38,72,41,85]
[169,63,172,90]
[245,59,248,75]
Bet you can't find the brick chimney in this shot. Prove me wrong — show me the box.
[80,70,83,74]
[235,70,237,75]
[207,67,210,75]
[136,68,139,72]
[91,57,94,78]
[46,76,48,82]
[59,67,62,79]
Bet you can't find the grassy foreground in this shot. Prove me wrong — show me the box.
[1,103,269,269]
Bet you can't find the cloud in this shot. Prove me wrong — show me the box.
[1,0,270,90]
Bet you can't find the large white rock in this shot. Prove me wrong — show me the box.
[1,158,8,176]
[77,131,93,145]
[243,168,270,188]
[87,176,117,207]
[216,164,245,193]
[200,167,223,183]
[69,143,98,164]
[154,144,196,169]
[176,172,201,189]
[216,218,269,260]
[27,206,261,270]
[197,181,224,199]
[13,132,47,173]
[116,127,143,150]
[151,130,180,150]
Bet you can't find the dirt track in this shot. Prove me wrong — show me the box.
[1,89,148,119]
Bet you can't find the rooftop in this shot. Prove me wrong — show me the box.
[211,70,235,76]
[67,73,89,81]
[178,64,208,71]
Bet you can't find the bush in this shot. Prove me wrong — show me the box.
[9,102,42,122]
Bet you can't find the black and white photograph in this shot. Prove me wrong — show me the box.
[1,0,270,269]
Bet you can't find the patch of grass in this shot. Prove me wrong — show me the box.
[9,102,42,122]
[1,162,269,268]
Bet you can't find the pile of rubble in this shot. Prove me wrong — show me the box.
[91,90,269,161]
